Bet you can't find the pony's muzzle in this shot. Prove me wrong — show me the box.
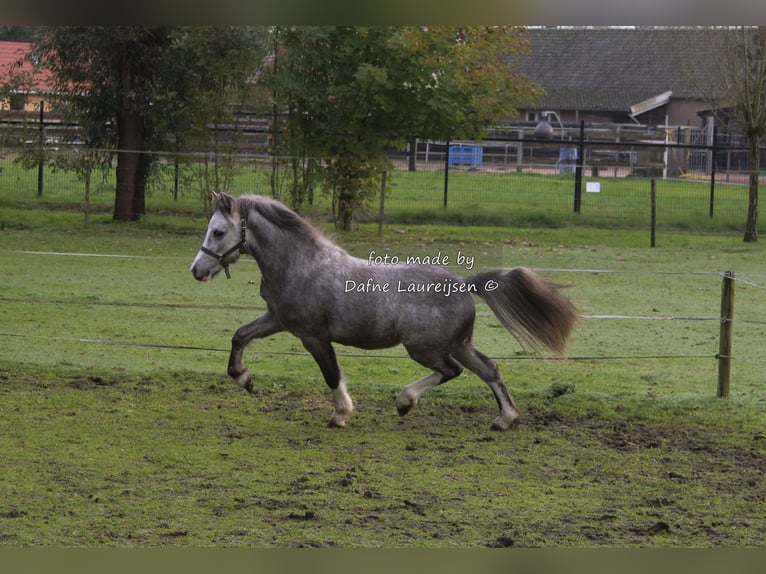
[191,257,216,282]
[190,264,209,281]
[192,263,231,281]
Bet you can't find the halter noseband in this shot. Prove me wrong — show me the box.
[199,217,248,279]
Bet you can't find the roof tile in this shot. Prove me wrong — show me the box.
[516,28,717,111]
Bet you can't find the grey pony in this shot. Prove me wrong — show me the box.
[191,192,579,430]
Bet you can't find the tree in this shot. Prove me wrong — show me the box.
[685,27,766,242]
[33,27,267,221]
[724,27,766,243]
[0,26,35,42]
[268,26,541,230]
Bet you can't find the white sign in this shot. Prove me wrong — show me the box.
[586,182,601,193]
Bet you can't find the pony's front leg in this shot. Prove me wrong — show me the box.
[301,337,354,428]
[228,312,283,393]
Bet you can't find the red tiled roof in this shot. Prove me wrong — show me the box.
[0,41,55,93]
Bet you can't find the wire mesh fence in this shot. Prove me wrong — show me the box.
[0,133,762,231]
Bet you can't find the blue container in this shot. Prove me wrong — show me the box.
[558,147,578,174]
[448,145,483,167]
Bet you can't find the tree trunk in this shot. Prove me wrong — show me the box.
[337,194,354,231]
[333,163,356,231]
[113,58,146,221]
[743,136,759,242]
[114,118,140,221]
[132,148,150,220]
[408,136,417,172]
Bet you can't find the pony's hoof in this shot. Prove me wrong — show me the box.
[395,393,416,416]
[490,416,520,431]
[396,404,412,417]
[327,417,347,428]
[234,370,254,393]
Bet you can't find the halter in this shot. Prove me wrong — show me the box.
[199,216,248,279]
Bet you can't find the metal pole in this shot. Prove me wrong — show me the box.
[378,170,387,237]
[709,125,717,218]
[443,140,450,208]
[574,120,584,213]
[37,102,44,197]
[650,179,656,248]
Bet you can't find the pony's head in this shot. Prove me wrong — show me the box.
[190,192,247,281]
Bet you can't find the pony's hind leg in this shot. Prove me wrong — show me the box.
[228,312,283,393]
[301,337,354,428]
[395,352,462,417]
[453,344,520,431]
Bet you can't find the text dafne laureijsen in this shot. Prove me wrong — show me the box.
[344,277,478,297]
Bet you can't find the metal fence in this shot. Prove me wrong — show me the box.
[0,119,763,231]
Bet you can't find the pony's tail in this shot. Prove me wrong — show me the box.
[467,268,579,356]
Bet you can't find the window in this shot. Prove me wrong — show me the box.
[9,94,26,111]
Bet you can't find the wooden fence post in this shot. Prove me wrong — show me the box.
[717,270,735,398]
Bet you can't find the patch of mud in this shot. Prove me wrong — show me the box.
[515,406,766,546]
[68,376,116,390]
[525,407,766,474]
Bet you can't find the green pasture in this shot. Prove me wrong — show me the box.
[1,205,765,547]
[382,170,752,231]
[0,156,758,233]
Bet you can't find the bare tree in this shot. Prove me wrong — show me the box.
[690,27,766,242]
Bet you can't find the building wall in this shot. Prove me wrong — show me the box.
[666,100,709,127]
[519,99,709,130]
[1,93,52,113]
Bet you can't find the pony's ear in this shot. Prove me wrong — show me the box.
[214,191,236,215]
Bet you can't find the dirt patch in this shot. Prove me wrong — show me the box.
[526,406,766,473]
[68,376,116,390]
[510,405,766,546]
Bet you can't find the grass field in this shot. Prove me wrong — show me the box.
[1,203,765,547]
[1,156,759,233]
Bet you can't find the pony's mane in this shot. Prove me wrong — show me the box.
[236,194,331,248]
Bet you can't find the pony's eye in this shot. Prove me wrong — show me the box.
[213,229,225,239]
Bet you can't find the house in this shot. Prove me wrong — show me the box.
[0,41,55,112]
[513,28,721,131]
